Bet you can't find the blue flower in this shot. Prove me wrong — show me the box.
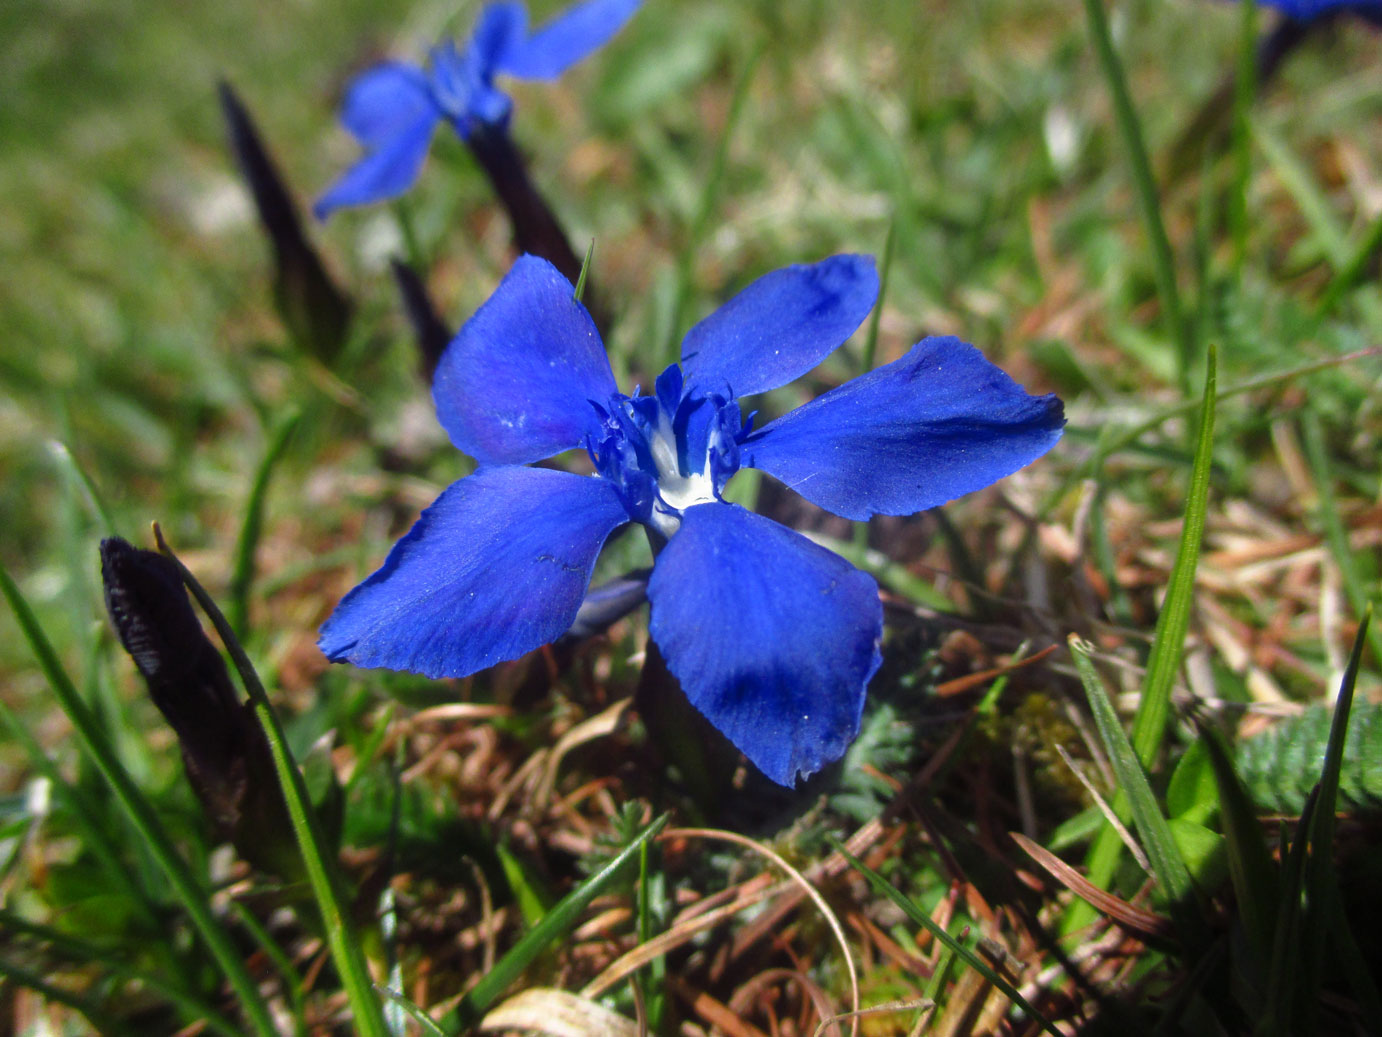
[319,254,1065,785]
[1237,0,1381,19]
[315,0,640,220]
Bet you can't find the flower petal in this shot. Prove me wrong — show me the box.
[742,336,1065,520]
[470,2,530,71]
[338,62,435,145]
[314,69,439,219]
[498,0,642,80]
[319,466,628,678]
[647,503,881,786]
[433,255,617,465]
[679,254,879,400]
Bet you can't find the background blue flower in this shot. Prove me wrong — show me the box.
[314,0,641,219]
[319,255,1065,785]
[1250,0,1382,18]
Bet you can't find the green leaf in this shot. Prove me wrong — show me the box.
[1080,0,1192,392]
[1166,739,1218,827]
[154,530,390,1037]
[1299,608,1378,1031]
[1069,636,1202,946]
[1069,343,1217,938]
[1167,818,1225,891]
[229,408,299,638]
[453,814,668,1028]
[0,561,279,1037]
[1199,723,1278,970]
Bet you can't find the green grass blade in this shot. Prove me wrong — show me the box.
[49,440,118,537]
[573,238,595,304]
[1299,607,1374,1031]
[0,955,137,1037]
[1252,118,1349,268]
[1197,724,1277,964]
[154,529,390,1037]
[829,838,1064,1037]
[0,694,153,921]
[1317,208,1382,316]
[1081,0,1192,392]
[1301,415,1382,667]
[663,42,762,366]
[229,408,300,638]
[1132,342,1216,764]
[376,987,448,1037]
[1068,344,1217,937]
[1069,637,1201,945]
[1260,792,1314,1036]
[454,813,669,1027]
[229,900,309,1037]
[0,909,242,1037]
[860,218,896,375]
[0,562,279,1037]
[1229,0,1257,276]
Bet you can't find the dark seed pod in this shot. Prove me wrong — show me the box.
[218,79,353,364]
[100,537,301,879]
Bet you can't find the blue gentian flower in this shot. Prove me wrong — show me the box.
[315,0,640,220]
[1252,0,1381,17]
[319,254,1065,785]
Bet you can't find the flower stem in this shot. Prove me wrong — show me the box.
[154,526,391,1037]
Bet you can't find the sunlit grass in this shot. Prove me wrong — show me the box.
[2,0,1380,1032]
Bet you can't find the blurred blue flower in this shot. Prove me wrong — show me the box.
[1241,0,1381,20]
[319,254,1065,785]
[315,0,640,219]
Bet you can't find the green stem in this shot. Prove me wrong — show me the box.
[1081,0,1193,393]
[0,563,279,1037]
[1229,0,1258,277]
[154,528,390,1037]
[230,409,300,638]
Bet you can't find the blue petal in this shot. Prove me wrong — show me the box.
[319,466,627,678]
[1255,0,1378,17]
[433,255,617,465]
[647,503,881,786]
[498,0,642,80]
[338,62,434,145]
[469,2,530,72]
[742,336,1065,521]
[314,67,439,219]
[680,255,879,400]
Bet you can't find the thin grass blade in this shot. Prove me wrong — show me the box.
[1069,344,1217,937]
[1080,0,1192,392]
[0,910,242,1037]
[859,218,895,375]
[1069,637,1201,946]
[229,409,300,638]
[454,813,669,1027]
[1298,607,1375,1031]
[0,562,279,1037]
[1252,117,1349,268]
[153,528,390,1037]
[1301,415,1382,667]
[1197,723,1277,962]
[829,838,1064,1037]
